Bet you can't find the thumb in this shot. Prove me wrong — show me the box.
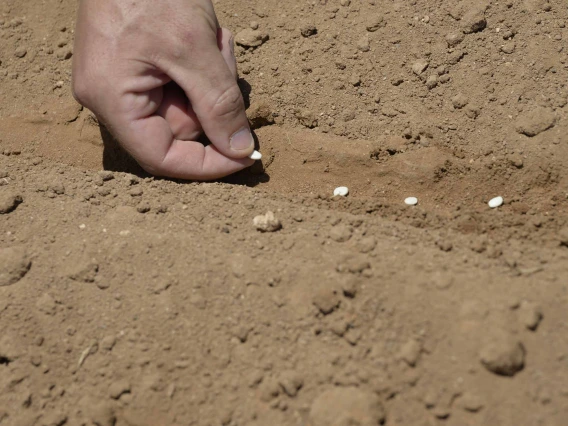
[166,31,253,159]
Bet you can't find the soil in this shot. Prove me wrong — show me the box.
[1,0,568,425]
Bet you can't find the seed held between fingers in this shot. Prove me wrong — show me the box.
[249,150,262,160]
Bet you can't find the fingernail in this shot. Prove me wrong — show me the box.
[230,128,254,151]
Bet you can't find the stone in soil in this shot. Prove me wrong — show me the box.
[515,107,556,136]
[480,334,525,376]
[0,192,22,214]
[309,387,385,426]
[0,246,31,287]
[253,211,282,232]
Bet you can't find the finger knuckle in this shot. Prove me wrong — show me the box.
[208,84,244,121]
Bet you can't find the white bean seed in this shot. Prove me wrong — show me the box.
[488,196,504,208]
[405,197,418,206]
[333,186,349,197]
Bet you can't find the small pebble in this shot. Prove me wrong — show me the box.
[249,150,262,160]
[253,211,282,232]
[333,187,349,197]
[405,197,418,206]
[488,196,504,208]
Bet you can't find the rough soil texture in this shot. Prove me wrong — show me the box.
[1,0,568,425]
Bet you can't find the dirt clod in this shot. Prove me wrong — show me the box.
[356,237,376,253]
[515,107,556,136]
[366,15,385,32]
[458,392,485,412]
[0,246,31,287]
[278,371,304,397]
[247,100,275,129]
[461,8,487,34]
[312,287,340,315]
[0,192,22,214]
[329,225,353,242]
[309,387,385,426]
[412,59,429,75]
[300,24,317,37]
[253,211,282,232]
[66,259,99,283]
[480,335,525,376]
[108,379,131,399]
[446,32,465,47]
[399,339,422,367]
[452,93,469,109]
[235,28,269,47]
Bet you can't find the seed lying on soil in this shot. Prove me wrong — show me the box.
[249,150,262,160]
[488,196,504,208]
[333,187,349,197]
[405,197,418,206]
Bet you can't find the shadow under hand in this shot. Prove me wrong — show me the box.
[238,78,252,109]
[100,125,149,177]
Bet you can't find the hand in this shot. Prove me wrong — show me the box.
[72,0,255,180]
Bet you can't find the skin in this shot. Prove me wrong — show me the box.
[72,0,255,180]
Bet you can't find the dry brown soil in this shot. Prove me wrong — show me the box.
[2,0,568,425]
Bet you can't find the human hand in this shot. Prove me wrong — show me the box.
[72,0,255,180]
